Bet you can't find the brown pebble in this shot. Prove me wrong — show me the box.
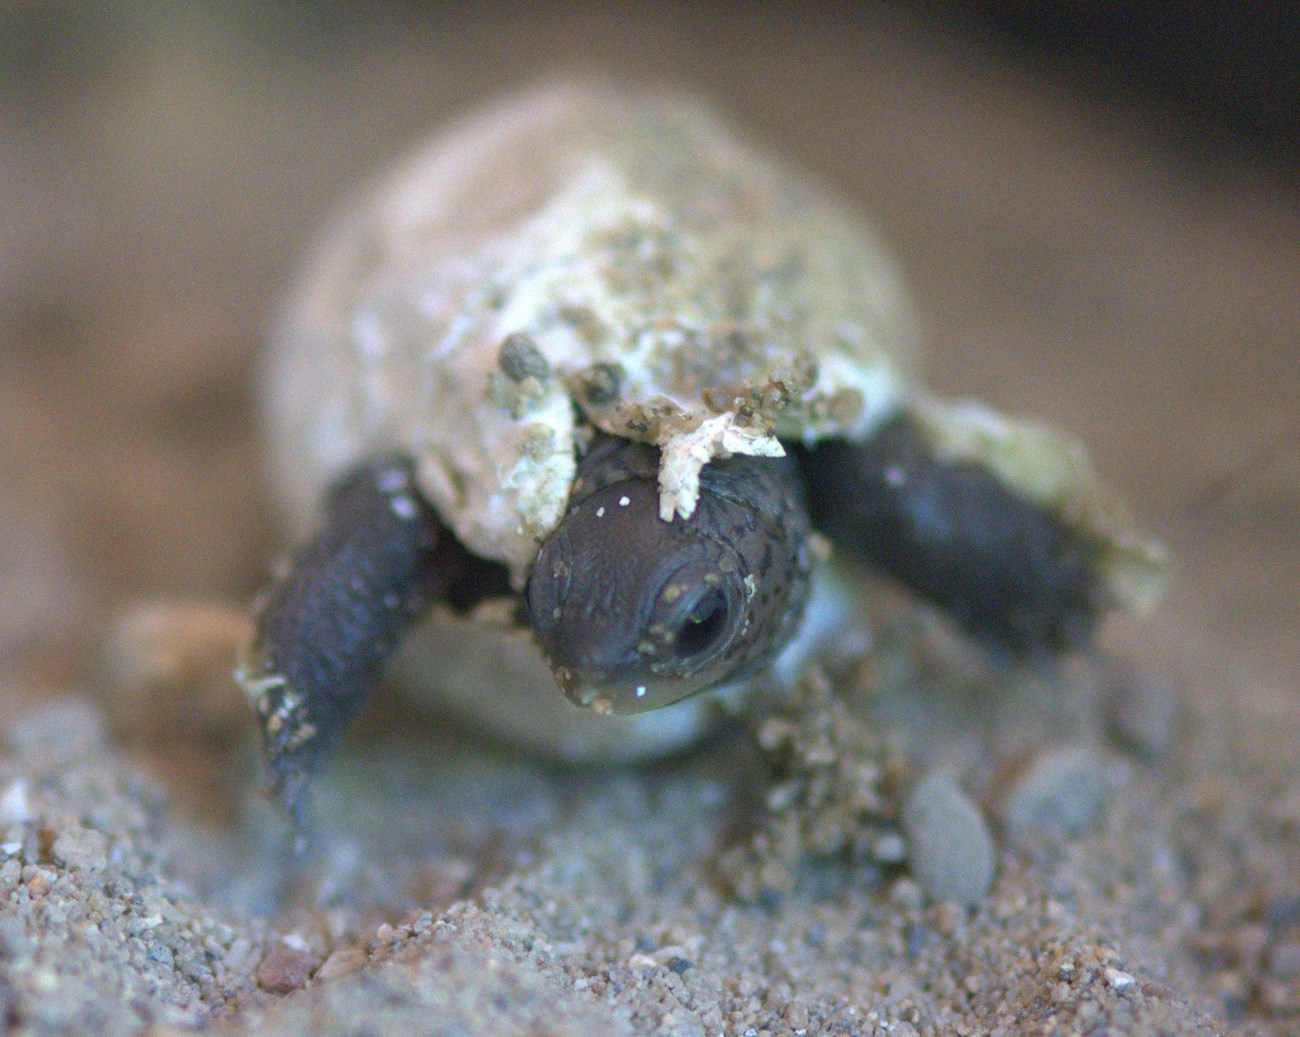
[314,945,368,981]
[255,939,317,993]
[1260,975,1300,1015]
[26,874,51,899]
[927,901,963,937]
[96,599,254,744]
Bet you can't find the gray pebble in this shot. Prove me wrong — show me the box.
[52,825,109,874]
[1001,745,1110,835]
[497,333,550,382]
[1105,668,1178,760]
[901,773,995,907]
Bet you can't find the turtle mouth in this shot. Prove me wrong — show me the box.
[556,667,730,716]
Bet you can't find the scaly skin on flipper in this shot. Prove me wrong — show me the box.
[239,456,507,820]
[797,415,1102,658]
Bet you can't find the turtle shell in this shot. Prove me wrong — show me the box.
[262,80,1166,759]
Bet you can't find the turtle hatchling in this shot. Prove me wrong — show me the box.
[241,80,1167,814]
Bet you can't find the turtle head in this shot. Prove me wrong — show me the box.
[526,438,810,714]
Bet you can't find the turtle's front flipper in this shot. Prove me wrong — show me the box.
[797,416,1102,659]
[240,456,507,822]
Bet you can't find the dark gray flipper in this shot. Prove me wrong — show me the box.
[796,416,1102,659]
[242,456,508,821]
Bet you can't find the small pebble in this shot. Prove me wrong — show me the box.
[0,860,21,893]
[497,333,550,382]
[1001,746,1110,835]
[0,780,31,825]
[888,878,925,912]
[1104,966,1136,991]
[314,946,368,981]
[1267,895,1300,928]
[255,939,317,994]
[1267,940,1300,980]
[1105,667,1178,759]
[901,773,995,907]
[871,831,907,864]
[51,825,108,874]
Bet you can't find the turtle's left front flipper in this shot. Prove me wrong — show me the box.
[239,456,507,822]
[797,409,1168,660]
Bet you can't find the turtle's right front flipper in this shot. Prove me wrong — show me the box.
[797,408,1167,662]
[239,456,507,822]
[797,416,1103,660]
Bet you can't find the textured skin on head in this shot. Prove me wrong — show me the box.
[528,436,812,713]
[797,416,1101,658]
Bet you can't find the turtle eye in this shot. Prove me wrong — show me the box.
[670,586,730,661]
[653,571,741,673]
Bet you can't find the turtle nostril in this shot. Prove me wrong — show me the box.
[548,554,572,606]
[552,665,575,691]
[526,539,572,638]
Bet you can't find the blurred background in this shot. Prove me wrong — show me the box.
[1,0,1296,705]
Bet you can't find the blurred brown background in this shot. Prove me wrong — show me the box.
[1,1,1296,707]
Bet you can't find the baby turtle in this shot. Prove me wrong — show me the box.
[240,80,1166,814]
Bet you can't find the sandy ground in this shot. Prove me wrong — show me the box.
[2,4,1297,1035]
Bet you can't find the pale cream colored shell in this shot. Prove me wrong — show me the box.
[262,80,1166,759]
[264,79,919,584]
